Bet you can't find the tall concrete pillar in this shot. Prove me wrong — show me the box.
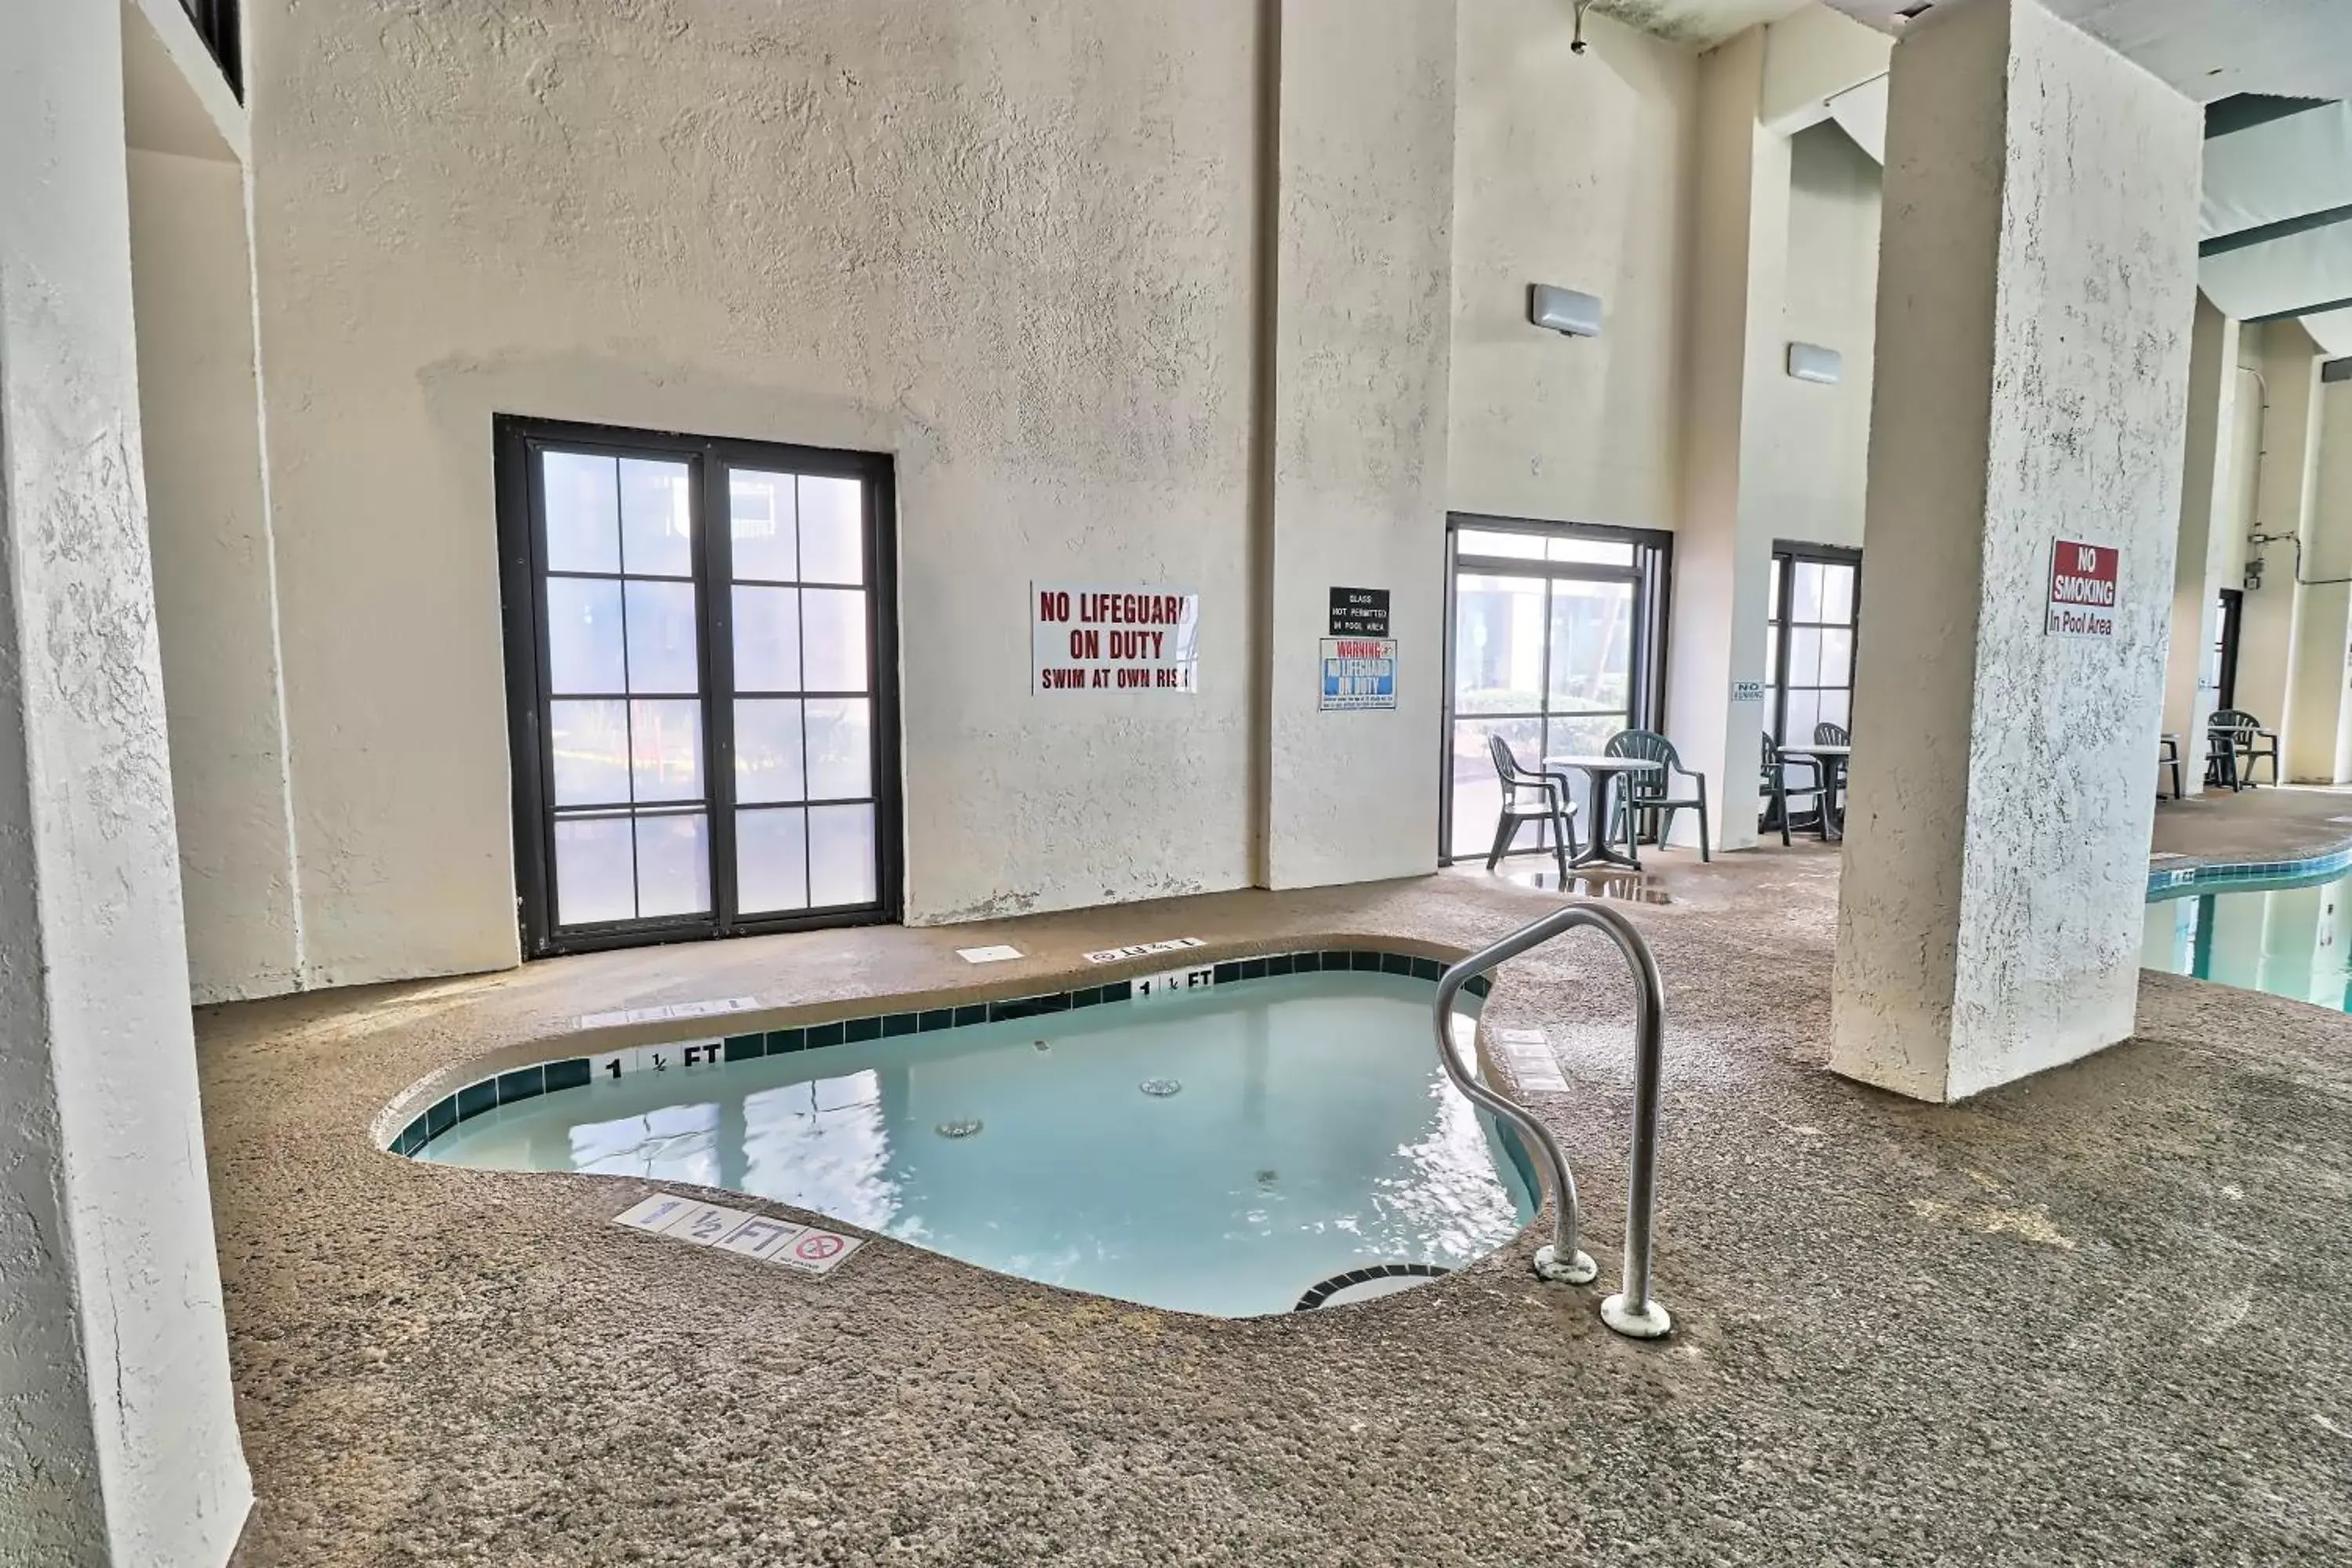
[2299,376,2352,781]
[2285,372,2352,781]
[1258,0,1454,889]
[1830,0,2201,1102]
[1663,26,1790,855]
[0,3,251,1563]
[2160,297,2240,793]
[2235,323,2324,750]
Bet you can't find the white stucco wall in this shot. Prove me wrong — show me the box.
[1446,5,1694,530]
[248,0,1263,971]
[1264,0,1455,889]
[0,3,250,1561]
[1751,119,1881,551]
[1832,0,2200,1102]
[128,148,305,1001]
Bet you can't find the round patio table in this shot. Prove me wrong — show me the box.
[1777,743,1852,840]
[1541,755,1662,869]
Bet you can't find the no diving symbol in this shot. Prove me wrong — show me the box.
[793,1232,846,1263]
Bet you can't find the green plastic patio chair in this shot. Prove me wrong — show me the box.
[1604,729,1710,862]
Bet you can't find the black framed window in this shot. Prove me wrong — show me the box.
[495,418,901,957]
[1439,515,1673,862]
[180,0,242,100]
[1764,543,1860,746]
[2212,587,2242,711]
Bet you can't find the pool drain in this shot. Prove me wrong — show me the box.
[1139,1077,1182,1098]
[1293,1262,1453,1312]
[935,1119,984,1139]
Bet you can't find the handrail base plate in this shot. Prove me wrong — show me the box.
[1600,1293,1672,1339]
[1534,1243,1598,1285]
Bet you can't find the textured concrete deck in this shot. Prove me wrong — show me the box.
[2151,780,2352,868]
[211,806,2352,1565]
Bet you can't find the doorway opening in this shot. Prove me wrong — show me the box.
[494,417,902,957]
[1439,516,1672,864]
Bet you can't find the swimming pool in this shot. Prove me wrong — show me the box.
[2143,868,2352,1010]
[401,961,1537,1318]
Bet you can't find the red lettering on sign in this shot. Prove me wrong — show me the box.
[2045,540,2121,638]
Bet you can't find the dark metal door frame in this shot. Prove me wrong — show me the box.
[1437,514,1675,866]
[494,416,902,958]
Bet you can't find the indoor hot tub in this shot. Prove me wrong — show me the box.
[387,950,1537,1318]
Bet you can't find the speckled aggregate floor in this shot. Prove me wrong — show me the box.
[209,801,2352,1566]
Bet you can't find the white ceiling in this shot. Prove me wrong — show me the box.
[1825,0,2352,101]
[1588,0,1811,48]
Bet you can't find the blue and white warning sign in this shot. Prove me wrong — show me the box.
[1319,637,1397,712]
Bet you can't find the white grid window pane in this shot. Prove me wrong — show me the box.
[619,459,693,577]
[735,699,806,804]
[542,452,619,574]
[546,577,624,695]
[554,817,634,925]
[1823,564,1857,623]
[734,586,802,693]
[797,477,866,585]
[624,580,700,695]
[730,469,797,582]
[630,700,703,803]
[1820,627,1853,685]
[1788,627,1823,688]
[737,807,810,914]
[550,699,630,806]
[634,813,710,917]
[804,699,872,800]
[1456,528,1546,561]
[808,804,877,907]
[1784,689,1820,743]
[1793,562,1826,622]
[802,589,868,691]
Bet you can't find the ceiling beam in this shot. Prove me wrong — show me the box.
[2205,95,2335,139]
[2247,292,2352,325]
[2204,201,2352,256]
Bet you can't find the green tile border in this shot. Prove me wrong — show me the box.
[2147,840,2352,900]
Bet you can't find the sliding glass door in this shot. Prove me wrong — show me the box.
[496,418,900,956]
[1764,543,1860,745]
[1441,518,1671,862]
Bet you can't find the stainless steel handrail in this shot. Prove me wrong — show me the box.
[1431,901,1671,1339]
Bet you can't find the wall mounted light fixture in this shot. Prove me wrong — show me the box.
[1787,343,1843,384]
[1529,284,1602,339]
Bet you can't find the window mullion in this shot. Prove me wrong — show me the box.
[702,448,739,931]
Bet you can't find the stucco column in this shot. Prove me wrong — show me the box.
[2159,297,2239,794]
[1258,0,1454,889]
[2234,323,2324,750]
[1830,0,2200,1102]
[1662,25,1789,855]
[2285,370,2352,781]
[0,3,252,1563]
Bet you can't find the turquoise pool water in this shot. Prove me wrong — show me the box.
[2143,869,2352,1009]
[419,970,1535,1317]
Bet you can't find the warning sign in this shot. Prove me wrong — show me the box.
[1319,637,1398,711]
[2045,539,2119,639]
[1033,583,1200,695]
